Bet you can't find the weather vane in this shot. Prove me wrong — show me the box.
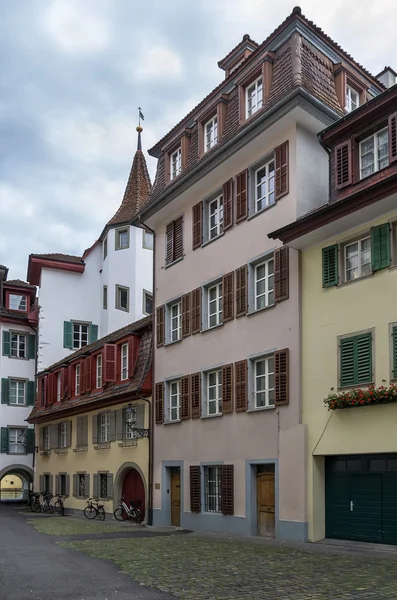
[138,107,144,128]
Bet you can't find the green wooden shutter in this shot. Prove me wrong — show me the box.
[1,379,10,404]
[63,322,73,349]
[340,333,372,387]
[28,335,36,360]
[25,428,35,454]
[2,331,11,356]
[27,381,35,406]
[89,324,98,344]
[322,245,339,287]
[393,326,397,379]
[340,338,356,387]
[0,428,9,453]
[371,224,390,272]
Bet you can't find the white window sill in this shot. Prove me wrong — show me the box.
[247,201,276,222]
[247,405,276,413]
[164,338,183,347]
[115,306,129,313]
[247,303,275,317]
[201,412,222,420]
[337,272,374,289]
[337,382,373,392]
[201,323,224,334]
[165,256,184,270]
[9,404,27,408]
[164,419,181,426]
[202,232,225,249]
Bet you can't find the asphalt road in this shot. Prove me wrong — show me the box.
[0,503,175,600]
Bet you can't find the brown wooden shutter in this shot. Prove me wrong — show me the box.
[223,178,233,230]
[275,348,289,406]
[236,170,248,222]
[274,246,289,302]
[334,140,352,189]
[182,293,191,337]
[156,305,165,347]
[180,375,190,420]
[155,382,164,424]
[190,372,201,418]
[192,202,203,250]
[222,272,234,322]
[275,140,289,199]
[389,112,397,163]
[234,359,248,412]
[103,344,116,383]
[235,265,248,318]
[221,465,234,515]
[191,288,202,335]
[174,215,184,261]
[190,466,201,513]
[165,222,174,265]
[222,364,233,414]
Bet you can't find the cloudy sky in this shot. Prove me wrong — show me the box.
[1,0,396,280]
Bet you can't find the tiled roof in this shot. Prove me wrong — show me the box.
[29,253,84,265]
[217,33,259,69]
[5,279,36,289]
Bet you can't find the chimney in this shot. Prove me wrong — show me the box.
[376,66,397,89]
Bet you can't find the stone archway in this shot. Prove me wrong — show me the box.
[0,464,34,502]
[113,462,147,518]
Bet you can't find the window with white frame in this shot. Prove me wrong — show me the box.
[125,410,135,440]
[344,237,371,281]
[121,343,128,381]
[254,257,274,310]
[246,76,263,119]
[143,230,154,250]
[75,364,81,395]
[9,380,25,405]
[167,380,180,422]
[43,426,50,450]
[204,116,218,152]
[253,159,275,213]
[73,323,89,349]
[99,413,110,443]
[205,370,222,416]
[170,147,182,181]
[9,294,27,311]
[143,290,153,315]
[169,301,182,343]
[59,422,68,448]
[96,355,102,388]
[8,428,25,454]
[204,465,222,513]
[206,195,224,241]
[11,333,26,358]
[253,356,275,408]
[103,237,108,259]
[206,282,222,328]
[103,285,108,310]
[116,285,129,311]
[115,228,129,250]
[345,86,359,113]
[360,128,389,179]
[56,372,61,402]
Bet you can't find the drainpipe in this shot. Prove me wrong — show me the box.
[317,133,332,201]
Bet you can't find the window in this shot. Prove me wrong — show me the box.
[360,128,389,179]
[204,116,218,152]
[116,285,129,312]
[115,228,129,250]
[103,285,107,310]
[253,356,275,408]
[73,323,89,349]
[75,364,81,396]
[44,474,50,494]
[11,333,26,358]
[168,380,180,422]
[103,237,108,259]
[207,195,224,241]
[170,147,182,180]
[345,237,371,281]
[205,370,222,416]
[9,380,25,405]
[254,257,274,310]
[125,411,135,440]
[143,290,153,315]
[121,343,128,381]
[8,428,25,454]
[253,159,275,213]
[246,77,263,119]
[9,294,27,311]
[78,474,86,497]
[165,216,184,265]
[169,301,182,343]
[345,86,359,113]
[340,332,373,388]
[143,230,154,250]
[56,373,61,402]
[43,426,50,450]
[99,473,108,498]
[59,474,67,496]
[204,465,222,513]
[96,355,102,388]
[99,413,110,443]
[59,423,68,448]
[207,282,222,328]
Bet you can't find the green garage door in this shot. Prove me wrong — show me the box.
[326,455,397,545]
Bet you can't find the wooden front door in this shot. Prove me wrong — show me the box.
[122,468,145,520]
[170,469,181,526]
[257,472,275,537]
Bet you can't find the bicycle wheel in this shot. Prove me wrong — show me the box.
[32,500,41,513]
[132,508,142,523]
[97,506,106,521]
[54,500,64,516]
[113,507,125,521]
[84,505,98,519]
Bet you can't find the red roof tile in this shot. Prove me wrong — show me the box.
[5,279,36,289]
[29,253,84,265]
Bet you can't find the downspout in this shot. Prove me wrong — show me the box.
[317,133,332,202]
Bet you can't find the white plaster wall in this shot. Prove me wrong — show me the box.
[295,125,329,217]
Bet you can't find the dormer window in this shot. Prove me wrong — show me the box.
[204,116,218,152]
[359,128,389,179]
[9,294,27,311]
[346,85,359,113]
[170,148,182,180]
[246,77,263,119]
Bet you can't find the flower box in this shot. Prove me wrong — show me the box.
[324,384,397,410]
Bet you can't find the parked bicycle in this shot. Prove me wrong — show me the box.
[28,491,41,513]
[41,492,53,514]
[52,493,65,516]
[114,497,142,523]
[84,498,106,521]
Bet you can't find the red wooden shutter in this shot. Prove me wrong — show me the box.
[85,358,92,393]
[334,140,352,189]
[191,288,202,335]
[190,466,201,512]
[67,366,73,398]
[389,112,397,163]
[165,222,174,265]
[37,377,43,407]
[182,293,191,337]
[47,373,54,405]
[223,178,233,230]
[155,382,164,424]
[174,216,184,261]
[192,202,203,250]
[128,336,137,377]
[190,372,201,418]
[61,368,67,400]
[234,359,248,412]
[222,272,234,322]
[275,348,289,406]
[180,375,190,420]
[275,141,289,199]
[222,364,233,414]
[274,246,289,302]
[221,465,234,515]
[156,305,165,347]
[103,344,116,383]
[236,170,248,222]
[235,265,248,317]
[80,360,86,395]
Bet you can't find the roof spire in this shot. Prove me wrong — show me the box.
[137,107,144,150]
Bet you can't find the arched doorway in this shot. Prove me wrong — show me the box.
[114,462,147,520]
[0,465,34,502]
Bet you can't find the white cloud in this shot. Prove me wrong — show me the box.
[134,46,183,81]
[0,184,36,220]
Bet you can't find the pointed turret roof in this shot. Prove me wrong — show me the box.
[107,126,152,227]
